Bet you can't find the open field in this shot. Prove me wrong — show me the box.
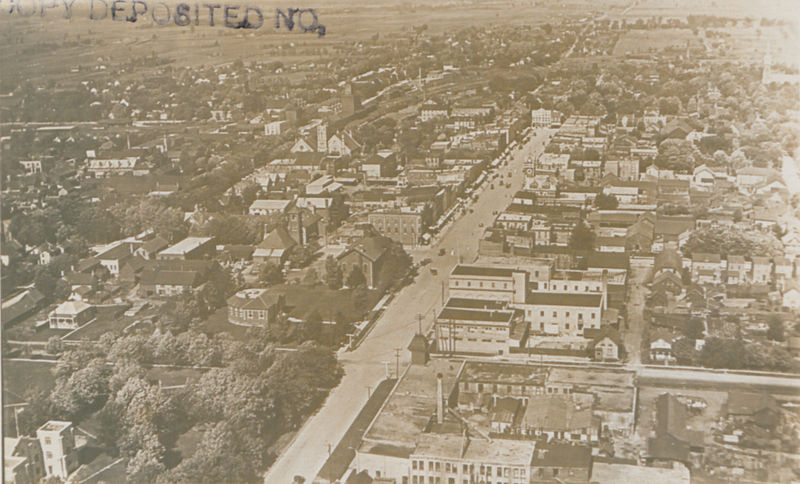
[612,28,700,56]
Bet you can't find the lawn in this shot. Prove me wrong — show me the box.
[2,359,57,398]
[270,283,381,323]
[61,305,133,342]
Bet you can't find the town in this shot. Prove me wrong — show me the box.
[1,0,799,483]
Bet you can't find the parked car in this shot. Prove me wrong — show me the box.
[438,248,446,256]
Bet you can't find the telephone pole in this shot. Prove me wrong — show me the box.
[394,348,402,379]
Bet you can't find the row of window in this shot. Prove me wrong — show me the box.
[230,307,268,320]
[452,280,510,289]
[527,309,596,319]
[410,460,525,479]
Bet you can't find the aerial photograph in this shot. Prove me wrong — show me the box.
[1,0,799,483]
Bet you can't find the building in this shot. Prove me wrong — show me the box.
[368,211,423,247]
[362,150,398,179]
[48,300,95,329]
[4,437,45,484]
[435,298,525,355]
[226,289,285,327]
[519,394,598,443]
[134,236,169,260]
[36,421,78,479]
[249,199,294,215]
[448,265,529,303]
[419,100,449,122]
[264,120,287,136]
[327,131,361,157]
[87,155,141,178]
[253,226,297,265]
[96,243,135,276]
[19,160,42,175]
[647,394,705,466]
[521,292,604,340]
[531,108,553,127]
[337,236,391,289]
[157,236,215,260]
[530,442,593,484]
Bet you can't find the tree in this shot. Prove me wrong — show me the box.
[594,193,619,210]
[346,267,366,288]
[325,256,343,290]
[700,337,744,369]
[569,222,595,251]
[46,336,64,355]
[259,263,284,286]
[685,318,705,340]
[767,316,785,342]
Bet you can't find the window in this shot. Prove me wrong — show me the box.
[591,313,596,319]
[565,323,570,330]
[413,461,418,470]
[497,467,502,477]
[46,452,53,459]
[552,311,557,318]
[45,437,51,445]
[566,312,570,317]
[463,464,469,474]
[540,310,544,317]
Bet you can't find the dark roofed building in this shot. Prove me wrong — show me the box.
[725,391,780,430]
[531,442,593,483]
[338,236,393,289]
[647,393,705,465]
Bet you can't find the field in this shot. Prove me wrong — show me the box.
[612,29,700,56]
[2,359,57,399]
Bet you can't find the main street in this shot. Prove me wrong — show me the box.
[263,129,551,483]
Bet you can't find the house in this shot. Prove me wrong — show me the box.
[88,155,141,178]
[691,164,717,189]
[96,243,135,276]
[586,327,621,361]
[253,226,297,265]
[651,271,683,296]
[249,199,294,215]
[36,421,78,479]
[725,255,748,285]
[751,256,772,284]
[48,300,95,329]
[4,436,45,484]
[649,339,674,364]
[660,119,694,140]
[227,288,286,327]
[691,253,722,284]
[337,236,391,289]
[654,249,683,277]
[19,159,43,175]
[119,255,149,283]
[157,237,215,261]
[134,236,169,260]
[773,257,793,281]
[781,287,800,310]
[724,391,780,430]
[647,393,705,465]
[419,99,449,122]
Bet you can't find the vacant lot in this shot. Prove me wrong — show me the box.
[636,384,729,446]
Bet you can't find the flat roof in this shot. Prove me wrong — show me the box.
[159,237,213,255]
[445,298,508,311]
[412,433,535,466]
[525,292,602,307]
[460,361,547,386]
[451,265,521,278]
[546,367,635,389]
[38,420,72,432]
[360,359,462,454]
[438,307,514,323]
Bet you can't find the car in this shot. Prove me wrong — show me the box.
[420,258,432,266]
[478,222,484,227]
[438,248,446,256]
[430,268,438,275]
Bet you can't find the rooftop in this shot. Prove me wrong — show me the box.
[525,292,602,307]
[412,433,536,466]
[159,237,214,256]
[451,265,521,278]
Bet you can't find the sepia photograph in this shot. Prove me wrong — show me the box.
[1,0,799,483]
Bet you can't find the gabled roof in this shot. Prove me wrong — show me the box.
[51,299,92,315]
[141,236,169,254]
[259,227,298,250]
[655,249,683,273]
[97,243,134,261]
[227,288,283,310]
[341,236,390,262]
[1,289,45,324]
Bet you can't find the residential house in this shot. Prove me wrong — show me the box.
[724,392,780,430]
[691,253,722,284]
[751,256,773,285]
[1,289,45,327]
[96,243,135,276]
[249,199,294,215]
[226,288,286,327]
[4,436,45,484]
[253,226,297,265]
[646,394,705,466]
[520,394,598,444]
[48,300,95,329]
[134,236,169,260]
[362,150,397,179]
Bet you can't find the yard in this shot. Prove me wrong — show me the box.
[636,385,730,447]
[612,29,700,56]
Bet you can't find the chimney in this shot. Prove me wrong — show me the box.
[436,373,444,425]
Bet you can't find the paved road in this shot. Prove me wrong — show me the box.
[263,129,552,484]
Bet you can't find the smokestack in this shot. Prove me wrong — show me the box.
[436,373,444,425]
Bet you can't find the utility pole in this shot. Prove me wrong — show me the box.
[394,348,401,379]
[416,313,424,334]
[366,385,372,399]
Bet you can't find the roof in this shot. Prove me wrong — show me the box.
[408,333,429,352]
[259,227,298,250]
[655,249,683,273]
[227,288,283,310]
[492,397,522,424]
[96,243,133,261]
[51,300,92,315]
[1,289,45,324]
[249,199,293,212]
[451,265,520,278]
[531,442,592,468]
[159,237,213,256]
[692,253,721,263]
[140,236,169,254]
[654,393,704,447]
[438,307,514,323]
[525,292,602,307]
[341,236,391,262]
[412,433,536,466]
[585,252,629,270]
[522,394,594,431]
